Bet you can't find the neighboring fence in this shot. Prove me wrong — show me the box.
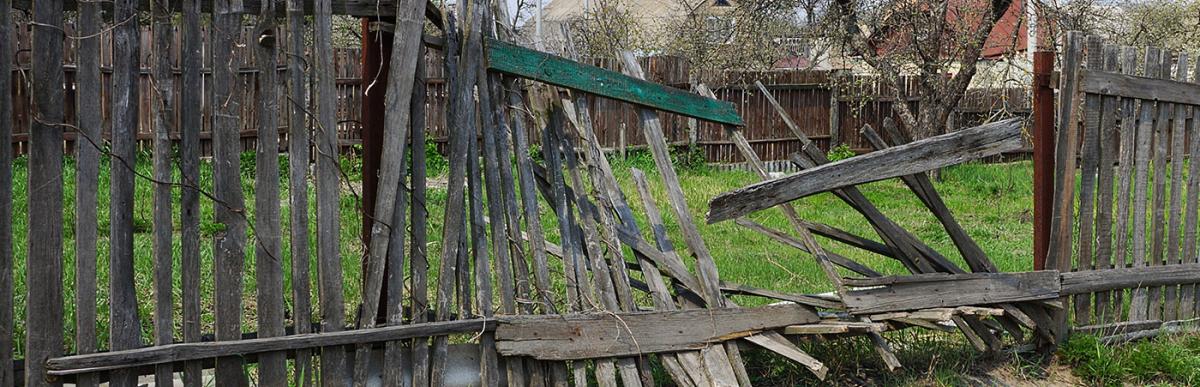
[7,21,1028,162]
[1048,32,1200,334]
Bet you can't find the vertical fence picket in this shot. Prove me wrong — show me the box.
[151,1,176,385]
[1073,36,1104,326]
[1093,44,1119,324]
[179,0,205,385]
[1130,47,1162,321]
[1181,55,1200,320]
[409,47,432,387]
[212,1,248,385]
[1110,46,1138,324]
[1164,53,1191,321]
[0,2,13,385]
[110,0,143,385]
[71,1,102,385]
[286,0,315,383]
[313,0,347,385]
[1148,49,1172,321]
[1047,32,1083,338]
[255,1,287,385]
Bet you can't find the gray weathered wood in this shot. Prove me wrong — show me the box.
[1079,68,1200,106]
[408,42,431,387]
[0,0,13,385]
[843,271,1061,314]
[151,1,177,385]
[1046,32,1084,339]
[430,14,469,385]
[1129,47,1162,321]
[1093,44,1120,324]
[495,305,818,360]
[734,218,880,277]
[12,0,445,18]
[110,0,144,385]
[285,0,313,384]
[1186,57,1200,319]
[708,118,1023,223]
[1110,46,1139,324]
[466,95,499,387]
[213,2,248,385]
[1060,264,1200,294]
[47,319,500,376]
[180,0,205,385]
[1163,53,1190,321]
[510,84,557,314]
[313,0,347,383]
[72,1,102,386]
[1148,48,1172,321]
[28,1,67,386]
[1072,36,1105,325]
[253,1,285,385]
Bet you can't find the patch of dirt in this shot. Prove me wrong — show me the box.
[968,359,1084,386]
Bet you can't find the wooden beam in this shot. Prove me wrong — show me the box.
[44,319,497,376]
[1060,263,1200,294]
[1080,68,1200,106]
[707,118,1024,223]
[12,0,445,24]
[486,40,744,126]
[842,271,1061,314]
[494,304,819,360]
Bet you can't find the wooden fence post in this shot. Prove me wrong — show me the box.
[1032,50,1054,270]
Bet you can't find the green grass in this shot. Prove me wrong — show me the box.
[7,145,1197,384]
[1059,333,1200,386]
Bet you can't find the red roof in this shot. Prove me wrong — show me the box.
[873,0,1027,60]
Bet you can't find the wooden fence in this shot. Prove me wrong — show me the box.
[6,20,1029,163]
[1048,32,1200,334]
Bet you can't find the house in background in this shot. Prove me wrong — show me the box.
[518,0,736,55]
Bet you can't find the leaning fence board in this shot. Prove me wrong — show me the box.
[151,1,177,385]
[1047,32,1085,338]
[46,319,500,376]
[180,0,205,385]
[212,1,248,385]
[842,271,1061,314]
[27,1,67,386]
[495,305,818,360]
[488,40,742,126]
[109,0,143,385]
[72,1,102,386]
[0,1,14,385]
[708,118,1023,223]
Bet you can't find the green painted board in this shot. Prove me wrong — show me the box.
[485,39,745,127]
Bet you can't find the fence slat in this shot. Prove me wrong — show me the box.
[1073,36,1104,326]
[1047,32,1084,338]
[409,46,432,387]
[1130,47,1162,321]
[254,2,287,385]
[1148,49,1173,321]
[1181,56,1200,320]
[179,1,205,385]
[71,1,102,386]
[151,1,176,385]
[110,0,143,385]
[212,2,248,385]
[1094,44,1120,324]
[313,0,347,385]
[1164,53,1190,321]
[0,1,14,385]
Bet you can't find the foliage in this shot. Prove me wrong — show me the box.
[1059,334,1200,386]
[826,143,856,161]
[424,138,450,176]
[1045,0,1200,53]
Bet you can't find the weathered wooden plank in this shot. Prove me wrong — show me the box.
[151,1,177,385]
[1148,48,1172,322]
[842,271,1061,314]
[72,1,102,385]
[27,1,67,386]
[252,1,285,384]
[430,14,469,385]
[46,319,500,376]
[719,282,843,310]
[1129,47,1162,321]
[1073,36,1105,326]
[709,118,1023,223]
[1046,32,1084,339]
[466,94,499,387]
[180,0,205,385]
[0,0,13,385]
[744,332,828,380]
[734,218,881,277]
[495,305,818,360]
[12,0,445,18]
[1061,264,1200,294]
[313,0,347,383]
[1093,44,1120,324]
[489,40,743,126]
[1187,58,1200,319]
[1110,46,1139,324]
[1163,53,1190,321]
[1073,320,1163,336]
[407,42,431,387]
[1079,68,1200,106]
[110,0,144,385]
[284,0,313,384]
[212,2,248,385]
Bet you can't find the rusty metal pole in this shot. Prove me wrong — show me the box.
[361,18,393,322]
[1032,50,1054,270]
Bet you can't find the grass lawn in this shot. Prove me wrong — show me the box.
[3,147,1193,385]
